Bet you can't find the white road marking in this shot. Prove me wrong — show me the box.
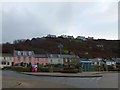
[97,77,101,80]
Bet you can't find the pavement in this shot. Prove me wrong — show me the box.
[21,72,103,77]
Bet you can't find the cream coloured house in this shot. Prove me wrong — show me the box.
[47,54,63,64]
[0,53,13,69]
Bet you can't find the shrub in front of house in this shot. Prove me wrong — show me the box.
[61,67,79,73]
[10,66,23,72]
[10,66,31,72]
[107,65,117,71]
[93,65,104,71]
[38,67,49,72]
[20,67,31,72]
[52,67,62,72]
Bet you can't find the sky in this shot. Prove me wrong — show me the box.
[1,0,119,43]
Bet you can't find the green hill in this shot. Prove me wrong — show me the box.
[2,37,120,58]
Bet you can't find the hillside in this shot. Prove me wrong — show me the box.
[2,37,120,58]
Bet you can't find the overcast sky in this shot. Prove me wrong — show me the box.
[1,0,118,43]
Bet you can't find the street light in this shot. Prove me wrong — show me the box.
[58,43,64,69]
[58,43,63,57]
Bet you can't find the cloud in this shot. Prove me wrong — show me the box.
[2,1,118,43]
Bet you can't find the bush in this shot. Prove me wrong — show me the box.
[38,67,49,72]
[20,67,31,72]
[93,65,104,71]
[61,67,78,73]
[11,66,31,72]
[52,67,62,72]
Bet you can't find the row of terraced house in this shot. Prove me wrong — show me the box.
[0,50,120,71]
[0,50,80,68]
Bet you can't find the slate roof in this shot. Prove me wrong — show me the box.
[114,59,120,63]
[47,54,80,58]
[35,54,47,58]
[1,53,13,57]
[80,59,93,63]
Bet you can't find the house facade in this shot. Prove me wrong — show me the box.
[67,36,74,39]
[59,35,68,39]
[114,58,120,68]
[13,50,35,66]
[76,36,87,41]
[89,58,103,66]
[88,36,94,40]
[62,55,80,66]
[0,53,13,69]
[105,59,116,66]
[46,34,56,38]
[47,54,63,64]
[35,54,48,65]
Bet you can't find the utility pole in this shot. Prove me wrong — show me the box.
[58,43,63,69]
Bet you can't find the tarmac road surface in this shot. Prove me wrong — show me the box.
[2,70,119,88]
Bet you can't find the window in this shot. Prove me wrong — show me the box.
[58,55,60,58]
[28,51,32,56]
[65,59,68,62]
[1,61,3,65]
[29,57,31,62]
[94,62,97,64]
[58,59,60,62]
[18,57,20,62]
[23,51,27,56]
[24,57,26,62]
[21,52,23,56]
[18,51,21,56]
[51,59,52,63]
[2,61,6,65]
[9,57,11,60]
[7,62,9,65]
[29,52,32,56]
[37,58,39,61]
[50,54,53,58]
[92,62,94,65]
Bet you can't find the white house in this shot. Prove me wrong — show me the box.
[67,36,74,39]
[105,59,116,66]
[0,53,13,69]
[60,35,68,39]
[88,36,94,40]
[89,58,103,65]
[47,54,63,64]
[76,36,87,41]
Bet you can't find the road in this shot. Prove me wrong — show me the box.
[2,70,119,88]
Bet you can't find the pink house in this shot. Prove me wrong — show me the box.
[13,50,35,66]
[35,54,48,65]
[13,50,48,66]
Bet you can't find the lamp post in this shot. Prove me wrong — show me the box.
[58,43,63,69]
